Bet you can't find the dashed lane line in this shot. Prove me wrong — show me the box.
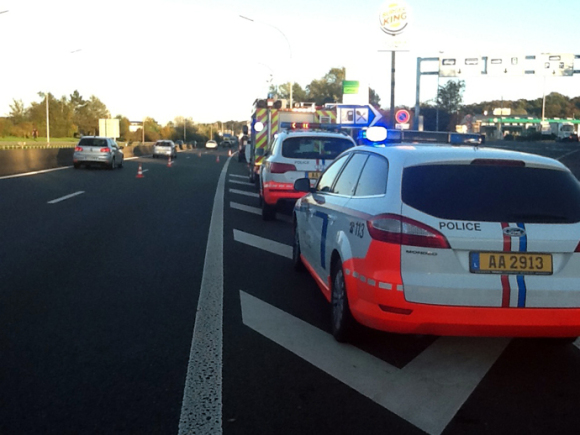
[47,191,85,204]
[233,229,292,259]
[229,202,293,223]
[229,188,259,198]
[240,290,509,435]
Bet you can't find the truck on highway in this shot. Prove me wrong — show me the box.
[549,121,579,141]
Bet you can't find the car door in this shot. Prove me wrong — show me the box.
[300,154,350,275]
[308,152,369,281]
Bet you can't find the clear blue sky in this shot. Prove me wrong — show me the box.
[1,0,579,124]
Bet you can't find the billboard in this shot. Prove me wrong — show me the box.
[99,119,120,139]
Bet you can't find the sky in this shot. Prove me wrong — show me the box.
[0,0,579,125]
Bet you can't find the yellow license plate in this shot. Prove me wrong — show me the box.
[308,171,321,179]
[470,252,553,275]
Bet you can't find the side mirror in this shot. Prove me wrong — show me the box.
[294,178,313,193]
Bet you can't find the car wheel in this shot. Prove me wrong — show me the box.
[74,163,80,169]
[331,259,354,343]
[262,201,276,221]
[109,158,116,170]
[118,158,124,168]
[292,220,305,272]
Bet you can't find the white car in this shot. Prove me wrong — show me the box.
[259,129,356,220]
[153,140,177,159]
[205,140,218,149]
[293,135,580,343]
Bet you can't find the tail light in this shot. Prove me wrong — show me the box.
[575,242,580,252]
[367,214,450,249]
[270,162,297,173]
[100,147,111,153]
[75,146,83,152]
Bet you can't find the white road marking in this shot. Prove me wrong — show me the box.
[240,291,509,435]
[229,202,293,223]
[557,148,580,161]
[230,201,261,216]
[178,157,231,435]
[229,179,254,187]
[47,191,85,204]
[233,230,292,259]
[229,188,259,198]
[573,338,580,349]
[0,165,71,180]
[229,174,247,179]
[142,169,149,173]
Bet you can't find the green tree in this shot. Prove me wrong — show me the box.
[9,99,26,124]
[438,80,465,114]
[306,67,345,105]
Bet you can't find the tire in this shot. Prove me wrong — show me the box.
[292,220,305,272]
[118,158,124,168]
[74,163,80,169]
[249,171,255,184]
[109,158,116,170]
[331,259,355,343]
[262,200,276,221]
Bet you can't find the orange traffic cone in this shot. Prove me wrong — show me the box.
[136,164,144,178]
[167,156,173,167]
[216,154,220,163]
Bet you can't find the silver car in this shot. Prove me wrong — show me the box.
[153,140,177,159]
[73,136,124,169]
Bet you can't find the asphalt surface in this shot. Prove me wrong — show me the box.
[2,142,580,434]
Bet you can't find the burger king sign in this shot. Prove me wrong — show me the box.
[379,1,410,36]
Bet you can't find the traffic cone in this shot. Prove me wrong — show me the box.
[136,164,144,178]
[167,156,173,167]
[216,154,220,163]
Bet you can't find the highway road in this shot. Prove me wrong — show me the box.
[2,143,580,434]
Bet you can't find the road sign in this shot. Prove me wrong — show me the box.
[395,109,410,124]
[537,53,574,76]
[337,104,382,127]
[440,56,484,77]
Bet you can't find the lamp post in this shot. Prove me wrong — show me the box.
[239,15,293,108]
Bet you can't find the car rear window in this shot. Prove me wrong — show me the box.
[402,164,580,223]
[78,138,107,147]
[282,136,353,160]
[156,141,172,147]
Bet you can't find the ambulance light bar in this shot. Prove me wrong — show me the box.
[280,122,342,130]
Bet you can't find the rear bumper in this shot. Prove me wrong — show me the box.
[345,274,580,337]
[263,182,306,206]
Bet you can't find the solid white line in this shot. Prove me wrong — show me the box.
[229,188,259,198]
[557,148,580,161]
[178,157,230,435]
[233,229,292,259]
[229,179,254,187]
[0,165,72,180]
[240,291,509,435]
[47,191,85,204]
[230,201,261,216]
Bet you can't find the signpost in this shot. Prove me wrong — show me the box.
[337,104,383,127]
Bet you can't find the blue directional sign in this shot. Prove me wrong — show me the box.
[337,104,383,127]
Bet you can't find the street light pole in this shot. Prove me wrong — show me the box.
[239,15,293,108]
[46,93,50,145]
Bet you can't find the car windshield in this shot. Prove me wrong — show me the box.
[78,138,107,147]
[281,136,353,160]
[402,164,580,223]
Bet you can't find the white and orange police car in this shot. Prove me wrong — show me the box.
[259,124,357,220]
[293,130,580,342]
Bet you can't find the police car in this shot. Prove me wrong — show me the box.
[259,125,357,220]
[292,128,580,342]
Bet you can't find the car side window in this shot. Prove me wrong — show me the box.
[354,154,388,196]
[332,153,368,196]
[316,154,349,193]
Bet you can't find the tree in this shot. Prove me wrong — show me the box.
[306,67,345,105]
[369,88,381,107]
[9,99,26,124]
[438,80,465,114]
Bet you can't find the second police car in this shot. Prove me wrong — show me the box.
[293,128,580,343]
[259,124,357,220]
